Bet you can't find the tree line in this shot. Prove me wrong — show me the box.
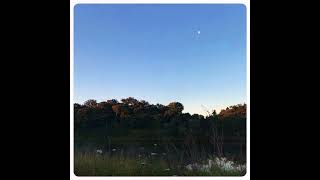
[74,97,246,138]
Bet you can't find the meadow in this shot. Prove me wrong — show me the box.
[74,146,246,176]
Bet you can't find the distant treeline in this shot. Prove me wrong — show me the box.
[74,97,246,138]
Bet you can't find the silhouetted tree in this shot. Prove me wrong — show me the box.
[84,99,97,107]
[106,99,119,106]
[121,97,139,106]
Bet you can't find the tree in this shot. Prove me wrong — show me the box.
[111,104,121,120]
[74,106,90,128]
[167,102,184,114]
[84,99,97,107]
[140,100,150,107]
[164,102,184,135]
[74,103,82,110]
[106,99,119,105]
[181,113,192,130]
[121,97,139,106]
[112,104,130,122]
[96,101,115,129]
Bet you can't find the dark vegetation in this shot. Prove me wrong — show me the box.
[75,97,246,160]
[74,97,246,176]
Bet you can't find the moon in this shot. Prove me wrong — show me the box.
[197,30,201,34]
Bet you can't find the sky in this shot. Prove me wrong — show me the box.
[74,4,247,115]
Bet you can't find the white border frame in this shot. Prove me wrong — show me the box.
[70,1,250,179]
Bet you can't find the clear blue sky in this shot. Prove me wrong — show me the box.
[74,4,247,115]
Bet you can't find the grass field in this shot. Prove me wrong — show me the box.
[74,128,246,176]
[74,151,246,176]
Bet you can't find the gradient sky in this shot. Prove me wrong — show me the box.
[74,4,247,115]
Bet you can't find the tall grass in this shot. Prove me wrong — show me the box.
[74,151,245,176]
[75,152,173,176]
[75,129,246,176]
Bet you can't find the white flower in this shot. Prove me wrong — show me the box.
[151,152,157,156]
[96,149,103,154]
[185,157,245,172]
[212,157,246,172]
[186,164,192,170]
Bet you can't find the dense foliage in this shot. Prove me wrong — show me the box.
[74,97,246,158]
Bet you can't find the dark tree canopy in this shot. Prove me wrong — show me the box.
[74,98,246,139]
[121,97,139,106]
[106,99,119,105]
[167,102,184,114]
[84,99,97,107]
